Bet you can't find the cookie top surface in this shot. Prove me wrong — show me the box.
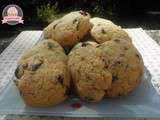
[90,17,115,26]
[18,40,65,63]
[90,17,131,43]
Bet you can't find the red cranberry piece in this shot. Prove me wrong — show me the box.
[71,102,82,109]
[79,10,88,16]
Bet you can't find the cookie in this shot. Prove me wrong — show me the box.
[90,17,131,43]
[68,46,112,102]
[15,41,70,107]
[98,38,144,97]
[43,11,92,46]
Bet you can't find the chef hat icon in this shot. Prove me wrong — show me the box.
[7,6,18,16]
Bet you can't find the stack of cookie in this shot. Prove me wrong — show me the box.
[15,11,144,107]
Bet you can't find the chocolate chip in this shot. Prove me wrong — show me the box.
[120,54,125,57]
[114,39,120,42]
[57,75,64,84]
[15,65,24,79]
[126,64,129,69]
[118,93,122,96]
[82,42,89,47]
[97,24,101,26]
[31,61,42,71]
[111,60,122,68]
[115,60,122,65]
[101,29,106,34]
[124,46,128,50]
[77,69,80,74]
[81,57,85,60]
[84,96,94,102]
[77,36,80,40]
[79,10,88,16]
[47,42,54,49]
[22,63,28,68]
[105,65,108,69]
[102,58,105,62]
[73,19,78,24]
[86,74,91,80]
[53,24,57,29]
[102,58,109,69]
[112,74,118,81]
[136,54,140,59]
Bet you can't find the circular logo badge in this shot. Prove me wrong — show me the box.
[2,4,24,25]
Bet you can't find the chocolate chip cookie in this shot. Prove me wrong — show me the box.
[15,40,70,107]
[68,45,112,102]
[98,38,144,97]
[43,11,92,46]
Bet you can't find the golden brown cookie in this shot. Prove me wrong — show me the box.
[68,45,112,102]
[43,11,92,46]
[98,38,144,97]
[15,40,70,107]
[90,17,131,43]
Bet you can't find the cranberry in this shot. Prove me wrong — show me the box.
[79,10,88,16]
[71,102,82,109]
